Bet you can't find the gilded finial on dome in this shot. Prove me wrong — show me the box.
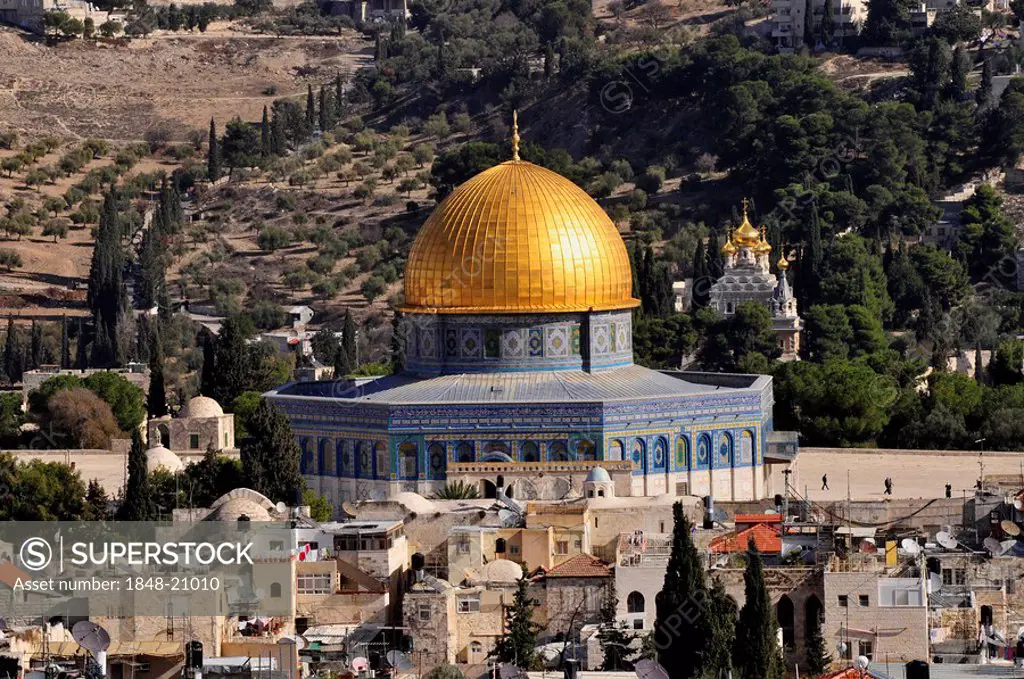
[511,110,520,162]
[732,198,761,247]
[722,231,738,255]
[755,226,772,254]
[777,251,790,270]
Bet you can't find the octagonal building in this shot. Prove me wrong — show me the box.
[266,138,797,504]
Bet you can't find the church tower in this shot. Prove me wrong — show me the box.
[709,201,802,360]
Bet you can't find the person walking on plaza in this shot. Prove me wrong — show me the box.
[884,477,893,496]
[822,474,829,491]
[945,483,952,498]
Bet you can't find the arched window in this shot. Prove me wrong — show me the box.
[157,423,170,448]
[805,595,823,641]
[428,443,446,476]
[521,441,539,462]
[718,432,733,466]
[336,440,348,477]
[608,440,623,462]
[400,443,417,479]
[456,442,475,463]
[374,441,388,478]
[495,538,506,554]
[652,437,667,468]
[676,437,689,468]
[482,442,511,462]
[270,582,282,598]
[777,595,795,648]
[631,439,645,466]
[300,439,314,474]
[549,441,569,461]
[741,430,755,465]
[696,434,710,467]
[576,440,596,462]
[627,591,645,614]
[320,439,334,475]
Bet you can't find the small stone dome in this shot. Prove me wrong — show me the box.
[584,467,612,484]
[146,444,184,474]
[480,559,525,583]
[208,497,272,522]
[182,395,224,419]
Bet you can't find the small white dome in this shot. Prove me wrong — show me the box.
[182,395,224,419]
[584,467,612,484]
[480,559,524,583]
[146,444,184,474]
[208,497,272,522]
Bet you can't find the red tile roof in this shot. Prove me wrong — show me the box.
[0,561,32,588]
[544,554,612,578]
[709,523,782,554]
[735,513,783,524]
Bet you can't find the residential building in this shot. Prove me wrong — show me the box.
[771,0,867,50]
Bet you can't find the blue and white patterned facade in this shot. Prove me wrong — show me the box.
[266,310,791,504]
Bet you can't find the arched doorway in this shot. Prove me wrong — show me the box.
[521,441,540,462]
[777,594,795,649]
[456,442,475,463]
[157,423,170,448]
[549,441,569,461]
[399,443,417,479]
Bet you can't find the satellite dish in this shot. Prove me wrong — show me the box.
[1014,499,1022,511]
[936,531,959,549]
[72,622,110,654]
[498,509,521,527]
[1002,521,1022,537]
[386,651,414,672]
[275,501,287,514]
[634,659,670,679]
[985,537,1003,555]
[855,655,870,670]
[350,657,369,672]
[712,507,729,523]
[341,502,359,518]
[836,641,848,655]
[713,555,729,569]
[1002,539,1017,555]
[901,538,921,554]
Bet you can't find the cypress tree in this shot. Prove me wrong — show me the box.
[84,479,109,521]
[734,538,784,679]
[655,503,708,679]
[2,318,23,384]
[708,232,724,279]
[335,74,344,119]
[200,328,216,397]
[240,399,303,504]
[29,319,42,370]
[706,578,738,676]
[87,193,125,325]
[390,311,405,374]
[90,310,114,368]
[975,343,985,383]
[318,84,328,132]
[60,315,71,369]
[147,328,168,418]
[977,56,993,107]
[207,118,220,181]
[75,317,88,370]
[305,84,315,131]
[342,309,358,370]
[804,609,832,676]
[261,105,270,155]
[492,565,541,667]
[118,429,154,520]
[691,239,710,310]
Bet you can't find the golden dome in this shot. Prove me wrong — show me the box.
[721,234,738,255]
[402,160,639,314]
[754,227,772,255]
[732,200,761,248]
[777,253,790,270]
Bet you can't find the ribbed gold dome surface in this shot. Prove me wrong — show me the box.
[402,161,639,314]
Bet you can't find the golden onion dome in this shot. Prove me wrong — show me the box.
[401,160,639,314]
[721,234,738,255]
[732,200,761,248]
[777,253,790,270]
[754,227,772,255]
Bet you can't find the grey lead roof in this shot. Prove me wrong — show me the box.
[274,365,756,405]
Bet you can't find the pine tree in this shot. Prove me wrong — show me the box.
[75,317,89,370]
[597,581,635,671]
[200,328,216,397]
[491,565,541,668]
[29,319,42,370]
[705,579,738,677]
[148,328,168,418]
[261,105,270,156]
[208,118,220,181]
[975,343,985,383]
[342,309,358,370]
[84,479,110,521]
[305,84,316,130]
[118,429,154,520]
[2,318,23,384]
[335,74,344,119]
[691,239,710,310]
[240,399,303,504]
[655,503,708,679]
[733,538,784,679]
[950,44,970,99]
[804,610,832,676]
[60,315,71,369]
